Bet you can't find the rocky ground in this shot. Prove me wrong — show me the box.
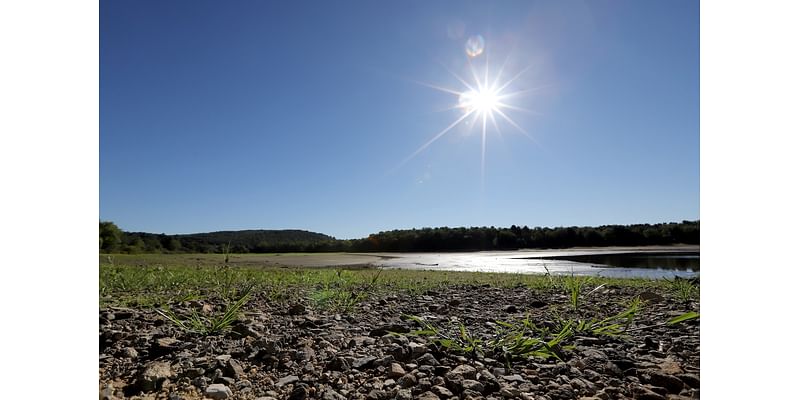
[100,284,699,400]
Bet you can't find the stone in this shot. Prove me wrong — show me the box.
[503,305,518,313]
[416,353,440,366]
[138,361,174,392]
[205,384,233,400]
[367,389,391,400]
[289,304,306,315]
[276,375,300,387]
[646,372,684,394]
[151,337,180,357]
[353,356,377,369]
[501,374,525,383]
[215,376,236,386]
[447,364,478,380]
[499,386,520,398]
[394,388,413,400]
[370,324,409,336]
[322,389,347,400]
[632,386,666,400]
[462,379,485,393]
[461,389,484,400]
[676,373,700,389]
[99,384,115,400]
[658,359,684,375]
[397,373,417,388]
[408,342,427,358]
[120,347,138,359]
[637,291,665,303]
[388,363,406,378]
[416,392,441,400]
[430,385,454,398]
[327,357,350,371]
[225,358,245,379]
[289,386,307,400]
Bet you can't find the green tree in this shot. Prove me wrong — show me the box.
[99,221,123,253]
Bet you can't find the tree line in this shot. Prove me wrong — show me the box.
[99,220,699,254]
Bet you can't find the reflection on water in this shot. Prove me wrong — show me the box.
[373,247,699,279]
[530,252,700,272]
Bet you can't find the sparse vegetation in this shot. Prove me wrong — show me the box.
[156,285,253,335]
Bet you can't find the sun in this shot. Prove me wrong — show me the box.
[459,86,500,116]
[393,40,537,183]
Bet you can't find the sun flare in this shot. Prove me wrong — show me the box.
[459,86,500,116]
[394,44,537,184]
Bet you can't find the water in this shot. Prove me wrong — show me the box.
[372,246,699,279]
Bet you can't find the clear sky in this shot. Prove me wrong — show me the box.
[100,0,699,239]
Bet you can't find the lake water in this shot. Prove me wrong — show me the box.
[371,246,699,279]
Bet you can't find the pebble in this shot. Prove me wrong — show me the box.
[388,363,406,378]
[138,361,174,392]
[276,375,300,387]
[397,373,417,388]
[416,391,441,400]
[205,383,233,400]
[430,385,454,397]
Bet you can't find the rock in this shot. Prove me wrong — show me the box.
[637,291,665,303]
[120,347,138,359]
[447,364,478,380]
[397,373,417,388]
[676,373,700,389]
[499,385,521,398]
[461,389,484,400]
[276,375,300,387]
[322,389,347,400]
[632,386,665,400]
[138,361,174,392]
[327,357,350,371]
[99,383,115,400]
[388,363,406,378]
[430,385,454,398]
[501,374,526,383]
[368,389,392,400]
[289,304,306,315]
[394,388,413,400]
[462,379,485,393]
[416,353,440,366]
[225,358,245,379]
[151,337,180,357]
[646,372,684,394]
[232,323,260,338]
[353,356,377,369]
[370,324,410,336]
[408,342,427,358]
[289,386,307,400]
[658,359,683,375]
[416,391,441,400]
[214,376,235,385]
[205,384,233,400]
[502,305,518,313]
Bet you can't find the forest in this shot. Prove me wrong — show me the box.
[99,220,699,254]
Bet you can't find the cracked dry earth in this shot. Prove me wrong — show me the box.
[100,284,699,400]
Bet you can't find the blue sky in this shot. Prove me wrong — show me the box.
[100,0,699,239]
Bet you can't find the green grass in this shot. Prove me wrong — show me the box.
[156,285,253,335]
[668,277,700,301]
[100,253,674,310]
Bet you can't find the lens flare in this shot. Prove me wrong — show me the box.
[465,35,485,57]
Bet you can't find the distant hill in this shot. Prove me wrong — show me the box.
[99,220,699,254]
[113,229,338,253]
[176,229,335,251]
